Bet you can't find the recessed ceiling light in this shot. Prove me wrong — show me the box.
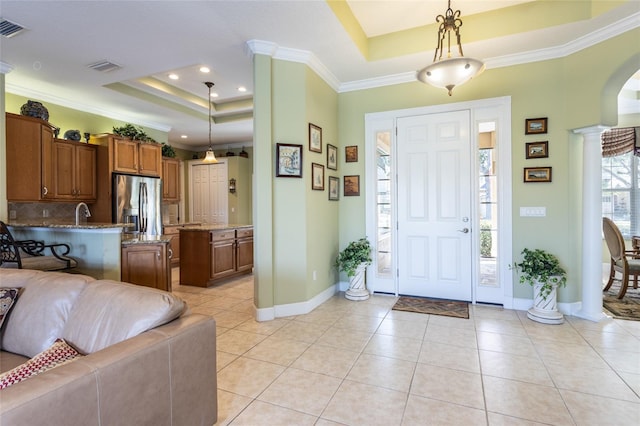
[237,86,247,92]
[168,73,179,80]
[181,135,188,139]
[200,66,210,73]
[210,92,219,98]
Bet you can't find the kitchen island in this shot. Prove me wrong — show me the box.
[179,224,253,287]
[7,222,171,289]
[7,221,127,280]
[121,234,172,291]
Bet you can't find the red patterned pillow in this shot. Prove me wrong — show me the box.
[0,339,82,389]
[0,288,21,330]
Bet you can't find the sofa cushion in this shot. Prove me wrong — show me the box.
[0,270,95,358]
[0,339,81,389]
[0,288,20,330]
[62,280,186,354]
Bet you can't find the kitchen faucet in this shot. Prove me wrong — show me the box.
[75,202,91,226]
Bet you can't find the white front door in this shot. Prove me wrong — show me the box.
[397,110,472,301]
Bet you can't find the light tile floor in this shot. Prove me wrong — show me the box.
[171,269,640,426]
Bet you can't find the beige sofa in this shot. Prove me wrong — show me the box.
[0,269,217,426]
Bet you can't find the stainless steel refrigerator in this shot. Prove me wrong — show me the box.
[112,173,162,236]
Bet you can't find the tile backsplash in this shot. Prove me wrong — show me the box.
[9,202,79,221]
[10,202,182,225]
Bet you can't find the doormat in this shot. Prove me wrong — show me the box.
[603,282,640,321]
[392,296,469,319]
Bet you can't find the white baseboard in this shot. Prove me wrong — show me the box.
[254,284,338,322]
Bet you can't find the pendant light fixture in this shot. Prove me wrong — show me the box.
[202,81,218,163]
[416,0,485,96]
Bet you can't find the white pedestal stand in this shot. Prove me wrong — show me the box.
[527,281,564,324]
[345,263,369,301]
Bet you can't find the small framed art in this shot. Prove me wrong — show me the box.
[312,163,324,190]
[524,167,552,183]
[345,145,358,162]
[344,175,360,196]
[525,117,548,135]
[309,123,322,153]
[328,176,339,200]
[276,143,303,177]
[327,144,337,170]
[525,141,548,159]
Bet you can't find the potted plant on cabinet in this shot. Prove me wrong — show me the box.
[335,238,372,301]
[512,248,567,324]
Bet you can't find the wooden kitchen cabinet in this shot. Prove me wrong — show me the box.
[112,136,162,177]
[162,157,180,201]
[6,113,55,201]
[180,227,253,287]
[162,225,181,267]
[210,230,237,280]
[121,242,171,291]
[236,228,254,273]
[52,139,97,201]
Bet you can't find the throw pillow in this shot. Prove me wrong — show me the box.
[0,338,82,390]
[0,288,20,330]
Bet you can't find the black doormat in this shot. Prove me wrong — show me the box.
[603,282,640,321]
[392,296,469,319]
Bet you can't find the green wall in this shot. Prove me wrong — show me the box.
[5,93,169,143]
[335,29,640,303]
[305,64,340,300]
[268,60,339,306]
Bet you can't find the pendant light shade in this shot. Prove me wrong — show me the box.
[202,81,218,163]
[416,0,485,96]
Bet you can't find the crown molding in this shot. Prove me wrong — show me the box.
[5,82,171,132]
[486,11,640,69]
[246,39,341,91]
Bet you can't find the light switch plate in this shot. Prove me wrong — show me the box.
[520,207,546,217]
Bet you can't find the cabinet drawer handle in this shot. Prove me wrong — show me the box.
[168,248,173,259]
[43,186,48,195]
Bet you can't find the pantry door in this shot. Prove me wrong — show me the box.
[397,110,472,301]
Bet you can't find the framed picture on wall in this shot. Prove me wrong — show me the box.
[312,162,324,190]
[525,117,548,135]
[328,176,339,200]
[344,175,360,196]
[276,143,303,178]
[524,167,552,182]
[345,146,358,162]
[525,141,549,159]
[309,123,322,153]
[327,144,338,170]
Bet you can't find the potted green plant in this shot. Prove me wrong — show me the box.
[511,248,567,324]
[335,238,372,301]
[162,143,176,158]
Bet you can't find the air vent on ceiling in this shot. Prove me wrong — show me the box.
[0,18,26,38]
[87,60,121,73]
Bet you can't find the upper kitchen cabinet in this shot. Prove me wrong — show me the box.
[6,113,55,201]
[104,135,162,177]
[51,139,97,201]
[162,157,180,202]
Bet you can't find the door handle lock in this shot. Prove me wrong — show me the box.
[458,228,469,234]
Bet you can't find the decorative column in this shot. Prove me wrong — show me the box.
[0,61,14,222]
[574,126,608,322]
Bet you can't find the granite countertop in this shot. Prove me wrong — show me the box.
[179,224,253,232]
[121,234,172,245]
[162,222,201,228]
[7,220,129,230]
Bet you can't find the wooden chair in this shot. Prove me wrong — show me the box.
[602,217,640,299]
[0,221,78,271]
